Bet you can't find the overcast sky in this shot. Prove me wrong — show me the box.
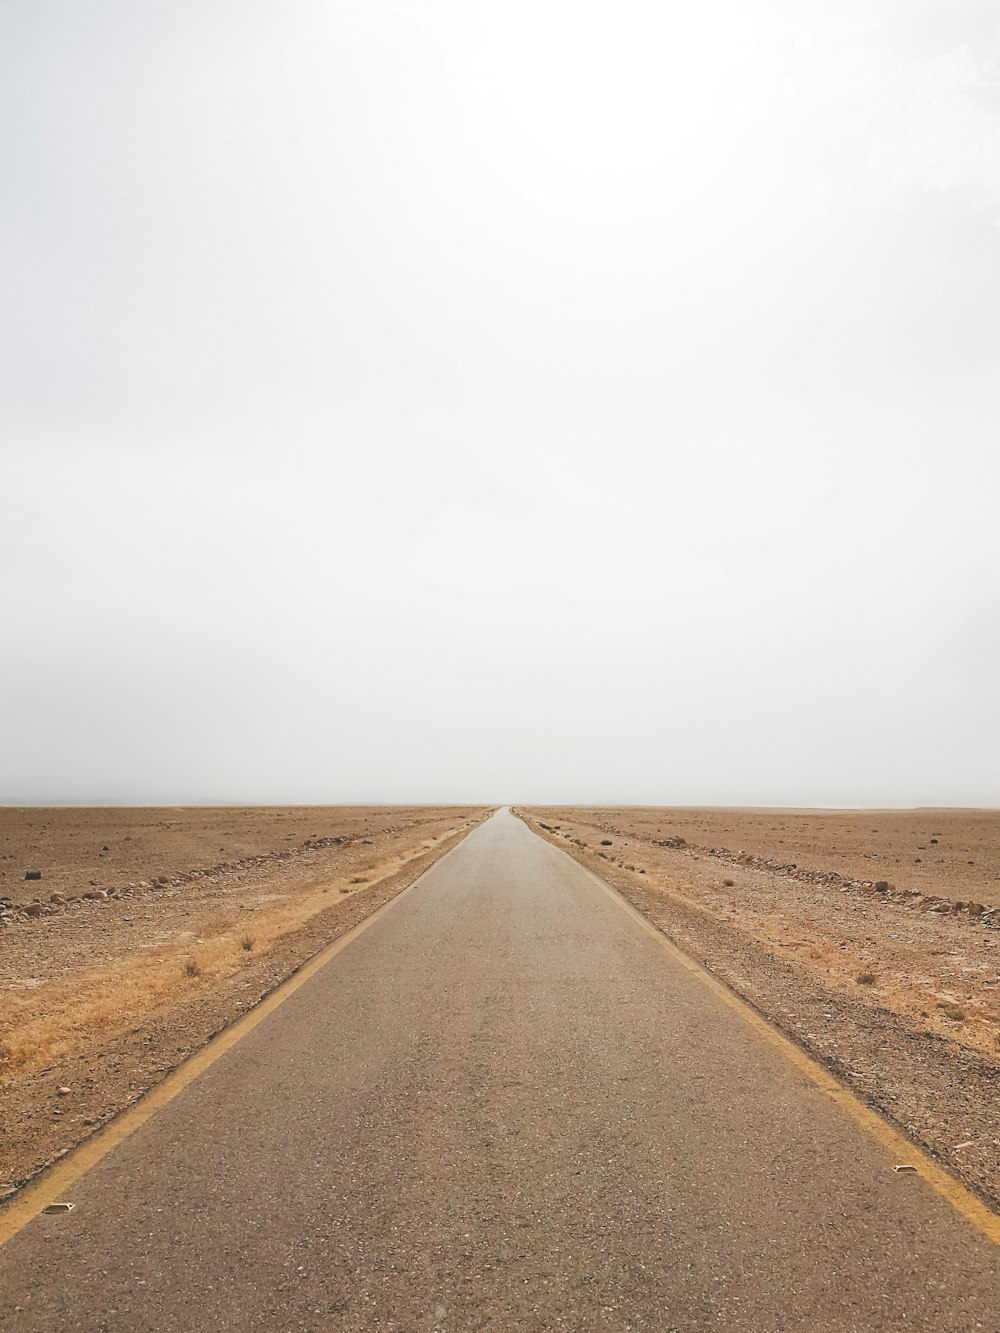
[3,1,999,806]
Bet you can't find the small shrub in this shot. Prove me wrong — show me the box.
[183,958,201,978]
[723,878,734,887]
[938,1002,966,1022]
[239,934,255,952]
[856,971,876,985]
[350,876,368,884]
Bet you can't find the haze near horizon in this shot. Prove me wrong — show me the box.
[3,1,998,807]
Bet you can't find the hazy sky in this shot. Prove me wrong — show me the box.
[3,1,999,806]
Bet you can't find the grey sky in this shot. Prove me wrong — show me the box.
[3,1,999,806]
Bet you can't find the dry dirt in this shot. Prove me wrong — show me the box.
[521,806,1000,1211]
[0,806,489,1201]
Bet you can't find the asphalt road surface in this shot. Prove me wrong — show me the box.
[1,809,997,1331]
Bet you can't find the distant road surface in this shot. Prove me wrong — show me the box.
[1,808,997,1330]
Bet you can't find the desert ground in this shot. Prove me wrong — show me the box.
[521,806,1000,1209]
[4,802,1000,1228]
[0,806,489,1199]
[2,809,997,1331]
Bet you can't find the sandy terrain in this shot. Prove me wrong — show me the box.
[521,806,1000,1208]
[4,811,997,1332]
[0,806,489,1200]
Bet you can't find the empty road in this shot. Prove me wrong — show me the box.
[1,809,997,1330]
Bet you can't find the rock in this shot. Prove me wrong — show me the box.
[874,881,890,892]
[49,893,64,905]
[56,1087,70,1096]
[25,870,42,881]
[23,902,43,917]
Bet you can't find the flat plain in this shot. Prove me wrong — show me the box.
[1,809,997,1332]
[0,805,488,1199]
[4,802,999,1231]
[522,806,1000,1210]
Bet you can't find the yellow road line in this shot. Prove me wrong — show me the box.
[0,828,476,1250]
[532,820,1000,1249]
